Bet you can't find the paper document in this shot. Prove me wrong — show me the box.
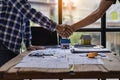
[71,47,111,53]
[16,49,70,68]
[15,48,106,68]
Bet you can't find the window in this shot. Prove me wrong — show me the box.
[29,0,58,26]
[62,0,101,47]
[106,2,120,55]
[62,0,101,28]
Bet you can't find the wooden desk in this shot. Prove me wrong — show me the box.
[0,51,120,80]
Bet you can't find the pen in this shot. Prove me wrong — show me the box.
[69,64,75,75]
[70,64,74,71]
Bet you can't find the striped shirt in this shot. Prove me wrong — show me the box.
[0,0,57,54]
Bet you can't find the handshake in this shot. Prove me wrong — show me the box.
[56,24,75,38]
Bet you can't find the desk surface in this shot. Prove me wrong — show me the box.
[0,51,120,80]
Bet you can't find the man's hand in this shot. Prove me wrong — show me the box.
[27,45,45,51]
[56,24,74,38]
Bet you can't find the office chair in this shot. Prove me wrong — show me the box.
[31,27,58,46]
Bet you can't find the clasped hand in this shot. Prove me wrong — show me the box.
[56,24,74,38]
